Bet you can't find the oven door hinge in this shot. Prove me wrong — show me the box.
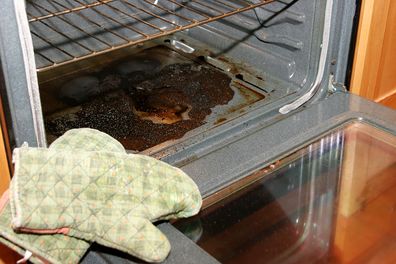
[328,74,347,94]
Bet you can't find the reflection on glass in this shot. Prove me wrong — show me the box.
[174,122,396,263]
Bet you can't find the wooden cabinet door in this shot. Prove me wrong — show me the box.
[351,0,396,109]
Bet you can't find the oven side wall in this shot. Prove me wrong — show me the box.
[0,0,45,148]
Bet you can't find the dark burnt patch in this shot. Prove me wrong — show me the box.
[46,62,234,151]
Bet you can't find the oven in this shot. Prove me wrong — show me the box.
[0,0,396,263]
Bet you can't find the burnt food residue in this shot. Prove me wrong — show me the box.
[45,50,234,151]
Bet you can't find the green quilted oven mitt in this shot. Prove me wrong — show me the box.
[0,128,126,264]
[10,144,202,263]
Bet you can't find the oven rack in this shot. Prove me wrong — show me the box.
[27,0,274,71]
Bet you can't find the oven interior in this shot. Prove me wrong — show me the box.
[27,0,328,155]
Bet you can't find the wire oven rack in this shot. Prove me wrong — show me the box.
[26,0,274,71]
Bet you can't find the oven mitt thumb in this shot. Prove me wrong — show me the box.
[0,128,127,264]
[10,147,202,263]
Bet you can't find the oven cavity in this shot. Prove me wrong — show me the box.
[42,44,266,151]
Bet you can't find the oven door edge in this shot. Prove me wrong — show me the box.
[0,0,45,148]
[179,93,396,198]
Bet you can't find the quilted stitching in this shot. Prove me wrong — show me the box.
[0,202,88,264]
[10,135,202,262]
[49,128,125,153]
[0,128,127,264]
[1,200,88,264]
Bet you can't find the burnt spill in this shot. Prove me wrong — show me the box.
[46,61,234,151]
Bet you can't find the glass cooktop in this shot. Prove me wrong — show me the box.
[174,122,396,264]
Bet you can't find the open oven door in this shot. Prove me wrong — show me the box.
[81,92,396,263]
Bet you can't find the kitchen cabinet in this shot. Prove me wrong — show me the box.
[0,122,10,195]
[351,0,396,109]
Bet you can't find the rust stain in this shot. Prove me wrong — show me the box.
[214,82,265,117]
[236,82,266,101]
[214,117,227,125]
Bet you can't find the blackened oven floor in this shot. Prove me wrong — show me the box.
[41,44,266,151]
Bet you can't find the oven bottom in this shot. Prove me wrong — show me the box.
[38,35,273,152]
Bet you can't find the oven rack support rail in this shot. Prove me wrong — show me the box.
[27,0,274,71]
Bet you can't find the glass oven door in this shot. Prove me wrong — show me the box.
[174,122,396,264]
